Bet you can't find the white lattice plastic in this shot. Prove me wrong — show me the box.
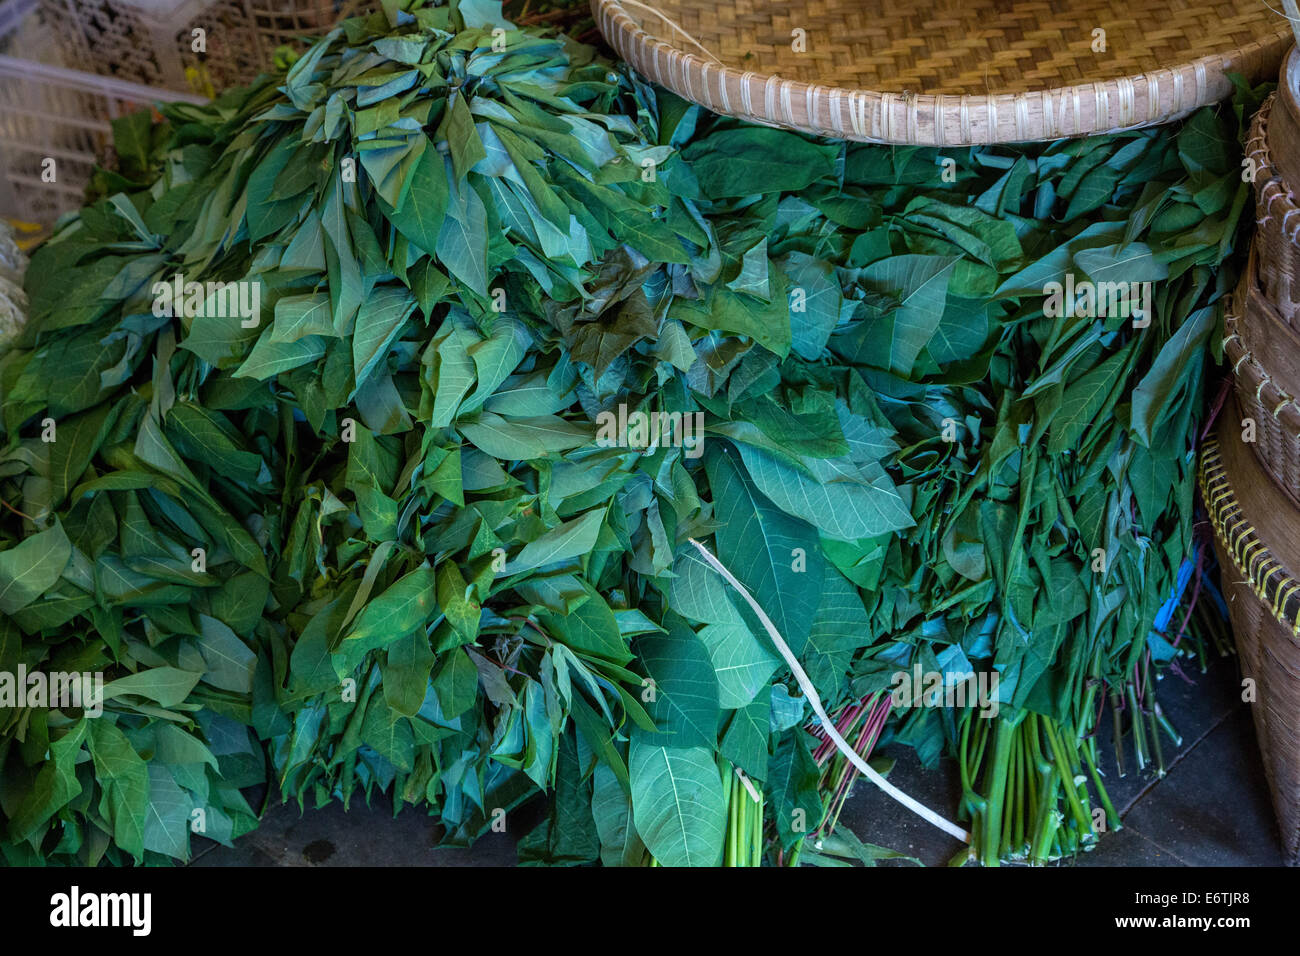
[0,0,205,225]
[0,0,359,227]
[39,0,362,93]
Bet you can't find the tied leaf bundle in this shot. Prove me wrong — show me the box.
[0,0,1261,866]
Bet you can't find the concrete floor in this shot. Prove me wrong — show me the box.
[191,647,1286,867]
[837,649,1286,867]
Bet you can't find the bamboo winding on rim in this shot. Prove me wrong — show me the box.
[1200,434,1300,638]
[1221,255,1300,506]
[1200,407,1300,864]
[592,0,1290,145]
[1248,88,1300,317]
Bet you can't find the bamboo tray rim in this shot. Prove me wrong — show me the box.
[593,0,1292,145]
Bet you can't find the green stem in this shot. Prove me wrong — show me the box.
[1126,683,1148,773]
[723,767,736,866]
[1145,704,1165,777]
[980,713,1021,866]
[1110,691,1126,777]
[1012,721,1027,856]
[1155,703,1182,748]
[958,710,976,799]
[742,783,757,866]
[1082,737,1121,833]
[958,711,989,836]
[970,711,991,780]
[1001,727,1020,859]
[1029,762,1058,864]
[1025,719,1039,820]
[1043,719,1091,836]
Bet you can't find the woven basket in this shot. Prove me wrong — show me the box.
[1201,401,1300,864]
[592,0,1290,145]
[1268,46,1300,194]
[1246,92,1300,318]
[1223,246,1300,505]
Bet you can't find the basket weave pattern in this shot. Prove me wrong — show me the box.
[1202,433,1300,638]
[1246,93,1300,318]
[1201,423,1300,864]
[1223,258,1300,507]
[593,0,1289,144]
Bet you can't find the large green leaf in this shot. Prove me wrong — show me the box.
[87,719,148,860]
[736,444,914,541]
[767,732,822,850]
[802,569,871,698]
[636,615,719,748]
[629,736,725,867]
[102,668,203,708]
[720,698,770,781]
[697,622,778,709]
[683,128,839,198]
[352,285,417,387]
[855,254,960,376]
[0,521,71,615]
[141,764,193,860]
[436,172,489,296]
[509,509,605,573]
[380,144,448,255]
[591,761,646,867]
[338,566,438,670]
[704,447,823,654]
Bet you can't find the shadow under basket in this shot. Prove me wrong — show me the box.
[1201,400,1300,865]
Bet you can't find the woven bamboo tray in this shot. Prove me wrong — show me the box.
[1201,401,1300,864]
[593,0,1290,145]
[1224,246,1300,505]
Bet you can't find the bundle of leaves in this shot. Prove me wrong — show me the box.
[0,0,1260,865]
[647,84,1260,864]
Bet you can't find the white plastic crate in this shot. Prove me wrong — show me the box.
[0,0,362,228]
[39,0,364,94]
[0,0,206,226]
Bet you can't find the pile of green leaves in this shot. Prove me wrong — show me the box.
[0,0,1259,865]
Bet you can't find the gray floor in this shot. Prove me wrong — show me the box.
[837,649,1286,867]
[191,647,1287,867]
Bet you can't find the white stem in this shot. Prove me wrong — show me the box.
[616,0,725,65]
[734,767,761,802]
[688,538,972,844]
[1283,0,1300,49]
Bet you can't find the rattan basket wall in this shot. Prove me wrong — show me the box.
[1223,250,1300,507]
[1246,91,1300,318]
[1201,403,1300,864]
[593,0,1291,145]
[1267,46,1300,191]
